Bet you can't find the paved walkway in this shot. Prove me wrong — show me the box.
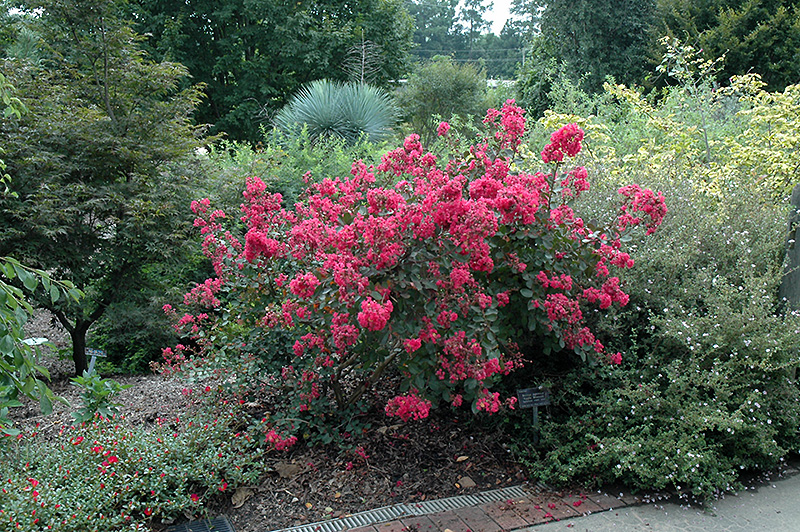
[332,462,800,532]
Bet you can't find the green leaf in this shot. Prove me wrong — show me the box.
[1,425,21,437]
[0,334,14,354]
[1,262,15,279]
[13,265,38,291]
[39,388,53,415]
[50,285,60,304]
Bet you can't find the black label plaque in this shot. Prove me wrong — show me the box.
[517,387,550,408]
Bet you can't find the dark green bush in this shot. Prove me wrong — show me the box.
[395,56,487,145]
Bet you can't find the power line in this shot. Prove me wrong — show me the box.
[413,47,525,52]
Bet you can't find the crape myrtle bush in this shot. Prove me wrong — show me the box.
[162,101,665,445]
[0,408,262,531]
[504,87,800,499]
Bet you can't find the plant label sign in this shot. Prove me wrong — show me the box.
[516,387,550,446]
[86,348,107,375]
[517,387,550,408]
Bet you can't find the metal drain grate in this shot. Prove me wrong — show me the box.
[167,516,236,532]
[274,485,531,532]
[404,485,529,515]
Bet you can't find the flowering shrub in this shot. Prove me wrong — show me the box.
[166,101,665,440]
[0,410,261,531]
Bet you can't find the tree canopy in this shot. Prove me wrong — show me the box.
[532,0,658,92]
[657,0,800,91]
[130,0,414,142]
[0,0,204,375]
[406,0,524,79]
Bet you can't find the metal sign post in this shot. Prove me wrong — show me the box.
[86,348,107,375]
[516,387,551,446]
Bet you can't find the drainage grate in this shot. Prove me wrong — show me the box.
[404,484,529,515]
[279,504,411,532]
[167,516,236,532]
[274,485,531,532]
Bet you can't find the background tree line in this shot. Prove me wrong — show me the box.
[2,0,800,377]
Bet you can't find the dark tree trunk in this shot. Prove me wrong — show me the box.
[70,322,90,376]
[779,184,800,309]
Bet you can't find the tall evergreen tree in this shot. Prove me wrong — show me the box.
[406,0,466,63]
[477,22,527,79]
[532,0,658,92]
[657,0,800,91]
[460,0,493,58]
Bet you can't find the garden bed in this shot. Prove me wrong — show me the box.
[11,318,530,532]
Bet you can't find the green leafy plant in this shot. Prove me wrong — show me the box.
[0,257,80,437]
[395,55,487,145]
[0,0,206,376]
[0,407,262,531]
[503,48,800,499]
[70,371,132,422]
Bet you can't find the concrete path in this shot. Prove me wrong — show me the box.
[344,464,800,532]
[529,468,800,531]
[261,462,800,532]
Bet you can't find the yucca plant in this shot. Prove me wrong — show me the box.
[274,79,397,144]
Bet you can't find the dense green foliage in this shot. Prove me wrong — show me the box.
[0,0,205,374]
[502,59,800,498]
[513,0,800,112]
[513,161,800,499]
[131,0,414,142]
[515,0,657,108]
[1,406,263,530]
[0,258,79,437]
[657,0,800,91]
[1,59,78,438]
[204,128,392,210]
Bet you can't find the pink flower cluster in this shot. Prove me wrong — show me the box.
[583,277,630,309]
[357,298,394,331]
[475,389,502,413]
[385,393,431,422]
[541,123,584,163]
[289,272,320,299]
[617,184,668,235]
[265,429,298,451]
[484,100,526,150]
[183,277,223,308]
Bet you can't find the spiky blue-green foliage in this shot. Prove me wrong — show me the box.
[274,80,397,144]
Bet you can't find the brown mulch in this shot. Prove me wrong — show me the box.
[220,410,529,532]
[12,312,534,532]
